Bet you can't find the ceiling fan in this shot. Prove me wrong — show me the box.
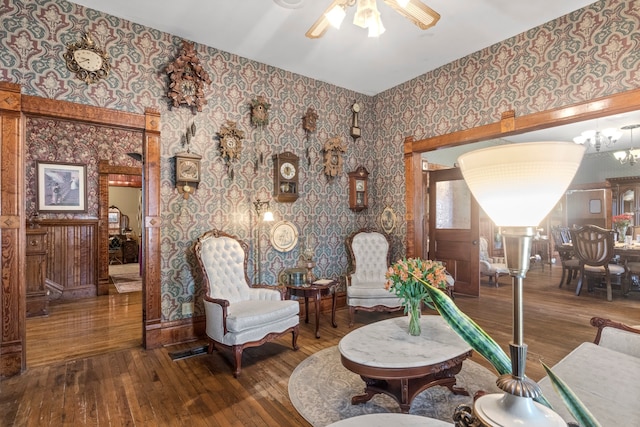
[306,0,440,39]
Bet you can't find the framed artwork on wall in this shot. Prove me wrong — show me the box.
[36,161,87,212]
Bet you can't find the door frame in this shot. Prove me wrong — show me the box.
[0,82,162,377]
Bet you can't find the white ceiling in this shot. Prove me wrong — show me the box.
[69,0,597,96]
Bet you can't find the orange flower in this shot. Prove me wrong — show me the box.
[385,257,449,311]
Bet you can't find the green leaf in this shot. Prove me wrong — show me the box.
[541,362,602,427]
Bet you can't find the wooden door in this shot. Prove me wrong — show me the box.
[428,168,480,296]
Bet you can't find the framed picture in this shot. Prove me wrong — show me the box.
[37,161,87,212]
[589,199,602,214]
[379,206,397,234]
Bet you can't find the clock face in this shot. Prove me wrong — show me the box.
[280,162,296,180]
[224,136,236,149]
[352,103,360,113]
[181,80,196,97]
[73,49,103,72]
[355,180,365,192]
[179,159,199,180]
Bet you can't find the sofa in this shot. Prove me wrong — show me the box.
[538,317,640,426]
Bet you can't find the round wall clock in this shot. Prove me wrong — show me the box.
[64,33,110,84]
[270,220,299,252]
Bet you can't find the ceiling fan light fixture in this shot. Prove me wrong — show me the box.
[326,4,347,28]
[383,0,440,30]
[367,14,386,37]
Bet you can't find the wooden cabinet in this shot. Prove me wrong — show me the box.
[122,239,139,264]
[609,177,640,227]
[26,229,48,317]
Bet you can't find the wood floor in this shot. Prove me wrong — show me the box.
[2,264,639,426]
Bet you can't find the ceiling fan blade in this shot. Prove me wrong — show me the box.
[306,0,343,39]
[383,0,440,30]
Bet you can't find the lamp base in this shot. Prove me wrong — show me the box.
[472,393,566,427]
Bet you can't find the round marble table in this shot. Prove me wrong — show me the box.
[326,413,453,426]
[339,315,472,413]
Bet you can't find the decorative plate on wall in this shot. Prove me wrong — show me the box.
[380,206,397,234]
[269,220,299,252]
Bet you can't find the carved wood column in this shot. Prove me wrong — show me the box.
[142,108,162,349]
[0,82,25,377]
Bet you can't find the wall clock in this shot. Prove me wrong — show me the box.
[166,40,212,112]
[348,166,369,211]
[218,120,244,164]
[251,96,271,127]
[175,151,202,199]
[64,33,110,84]
[350,101,361,141]
[322,136,347,177]
[273,151,299,202]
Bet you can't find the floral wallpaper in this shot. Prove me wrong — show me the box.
[2,0,640,321]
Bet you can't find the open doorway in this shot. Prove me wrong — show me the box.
[108,185,142,295]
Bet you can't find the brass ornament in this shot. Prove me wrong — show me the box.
[64,33,110,84]
[322,136,347,177]
[166,40,212,112]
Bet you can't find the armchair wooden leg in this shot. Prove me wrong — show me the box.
[606,277,613,302]
[559,267,567,288]
[291,325,300,350]
[207,340,216,354]
[232,345,243,378]
[349,306,355,327]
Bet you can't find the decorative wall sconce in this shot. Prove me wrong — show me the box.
[253,199,274,285]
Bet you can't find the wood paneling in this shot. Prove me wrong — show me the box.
[0,82,25,377]
[39,219,98,299]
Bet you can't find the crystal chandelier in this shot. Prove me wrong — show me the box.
[573,127,622,152]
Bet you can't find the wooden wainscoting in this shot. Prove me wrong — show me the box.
[38,219,99,299]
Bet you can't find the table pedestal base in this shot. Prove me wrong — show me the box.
[350,358,470,413]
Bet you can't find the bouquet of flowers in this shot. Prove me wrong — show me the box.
[613,213,633,228]
[385,257,449,335]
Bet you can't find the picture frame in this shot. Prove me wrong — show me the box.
[380,206,397,234]
[37,161,87,212]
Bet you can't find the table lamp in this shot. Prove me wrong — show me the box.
[457,141,585,426]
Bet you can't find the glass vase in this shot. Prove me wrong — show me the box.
[407,299,422,336]
[617,225,628,243]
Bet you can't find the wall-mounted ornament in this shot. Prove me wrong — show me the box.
[251,96,271,127]
[350,101,361,141]
[380,206,397,234]
[322,136,347,177]
[64,32,110,84]
[302,107,318,166]
[217,120,244,179]
[166,40,212,113]
[273,151,299,202]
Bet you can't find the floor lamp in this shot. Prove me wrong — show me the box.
[457,141,585,426]
[253,199,274,285]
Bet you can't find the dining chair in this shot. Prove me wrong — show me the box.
[569,225,626,301]
[550,226,580,288]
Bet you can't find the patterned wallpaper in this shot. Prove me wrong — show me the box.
[2,0,639,321]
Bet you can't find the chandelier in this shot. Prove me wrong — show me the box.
[613,124,640,165]
[307,0,440,39]
[573,127,622,152]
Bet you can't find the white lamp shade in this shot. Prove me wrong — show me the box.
[263,211,274,222]
[458,142,585,227]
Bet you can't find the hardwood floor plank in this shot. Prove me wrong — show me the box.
[2,264,639,426]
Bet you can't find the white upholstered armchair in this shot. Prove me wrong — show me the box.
[194,229,300,377]
[345,228,403,326]
[479,236,509,287]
